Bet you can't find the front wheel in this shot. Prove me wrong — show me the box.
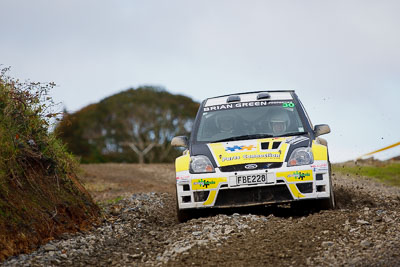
[176,205,193,223]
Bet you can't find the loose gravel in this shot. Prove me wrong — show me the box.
[3,173,400,266]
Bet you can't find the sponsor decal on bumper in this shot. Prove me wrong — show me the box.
[192,178,227,190]
[276,170,313,182]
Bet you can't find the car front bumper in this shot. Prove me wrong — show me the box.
[176,160,332,210]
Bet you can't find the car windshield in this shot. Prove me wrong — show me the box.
[195,101,306,142]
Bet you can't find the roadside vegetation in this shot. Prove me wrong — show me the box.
[332,161,400,187]
[0,68,100,261]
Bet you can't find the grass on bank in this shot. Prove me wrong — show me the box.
[332,162,400,187]
[0,67,100,261]
[103,196,124,204]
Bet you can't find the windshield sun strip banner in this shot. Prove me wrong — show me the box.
[202,100,295,112]
[204,92,294,107]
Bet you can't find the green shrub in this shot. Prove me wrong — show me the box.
[0,67,77,183]
[0,68,100,261]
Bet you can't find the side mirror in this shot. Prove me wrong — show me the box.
[314,124,331,137]
[171,136,188,148]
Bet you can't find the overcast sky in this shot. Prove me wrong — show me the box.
[1,0,399,162]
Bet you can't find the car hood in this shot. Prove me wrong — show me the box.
[191,136,310,167]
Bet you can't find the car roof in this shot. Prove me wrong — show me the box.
[204,90,295,107]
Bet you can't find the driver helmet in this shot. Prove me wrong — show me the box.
[269,111,290,134]
[216,114,235,132]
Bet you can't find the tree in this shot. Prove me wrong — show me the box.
[56,86,199,163]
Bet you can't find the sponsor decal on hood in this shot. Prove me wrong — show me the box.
[207,137,291,166]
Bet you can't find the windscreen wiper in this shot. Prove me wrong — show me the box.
[212,134,274,143]
[274,132,308,137]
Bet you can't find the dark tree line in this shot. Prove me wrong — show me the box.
[56,86,199,163]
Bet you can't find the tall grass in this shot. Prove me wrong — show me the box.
[332,163,400,187]
[0,67,77,184]
[0,68,100,261]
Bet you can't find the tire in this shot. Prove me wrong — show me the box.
[176,205,193,223]
[290,199,314,215]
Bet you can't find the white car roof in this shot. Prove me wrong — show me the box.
[204,91,293,107]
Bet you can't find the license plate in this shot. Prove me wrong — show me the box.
[237,174,268,185]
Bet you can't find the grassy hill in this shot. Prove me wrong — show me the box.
[332,159,400,187]
[0,69,100,261]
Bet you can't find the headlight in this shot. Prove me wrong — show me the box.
[190,155,215,173]
[287,147,314,166]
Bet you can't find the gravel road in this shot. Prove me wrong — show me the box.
[3,172,400,266]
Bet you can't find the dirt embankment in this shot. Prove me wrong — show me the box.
[3,163,400,266]
[0,167,101,262]
[0,72,101,261]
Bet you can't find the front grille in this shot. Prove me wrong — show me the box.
[219,162,282,172]
[214,185,293,207]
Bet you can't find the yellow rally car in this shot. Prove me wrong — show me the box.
[172,91,334,222]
